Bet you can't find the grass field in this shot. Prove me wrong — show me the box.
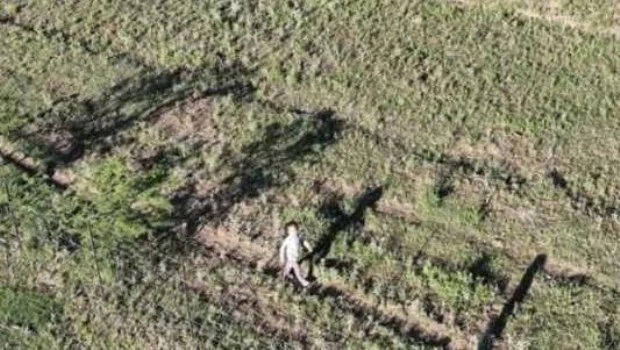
[1,0,619,348]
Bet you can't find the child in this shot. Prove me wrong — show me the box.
[279,221,312,287]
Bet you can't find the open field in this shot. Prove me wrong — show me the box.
[1,0,619,348]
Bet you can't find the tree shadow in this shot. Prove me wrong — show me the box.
[479,254,547,349]
[10,60,256,176]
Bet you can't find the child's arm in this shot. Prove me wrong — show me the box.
[279,238,288,265]
[302,237,313,253]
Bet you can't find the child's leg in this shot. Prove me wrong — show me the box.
[290,262,310,287]
[282,261,293,279]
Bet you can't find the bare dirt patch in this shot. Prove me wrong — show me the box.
[375,198,421,225]
[153,97,218,141]
[0,136,75,188]
[196,225,276,270]
[489,199,537,226]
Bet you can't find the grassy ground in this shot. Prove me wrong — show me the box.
[1,0,619,348]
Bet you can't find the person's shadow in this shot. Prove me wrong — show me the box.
[300,185,384,281]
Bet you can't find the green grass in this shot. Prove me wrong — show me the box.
[0,286,61,348]
[0,286,60,328]
[1,0,619,348]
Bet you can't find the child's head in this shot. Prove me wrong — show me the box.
[284,221,299,236]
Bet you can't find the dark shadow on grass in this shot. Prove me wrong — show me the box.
[10,60,255,174]
[434,171,455,206]
[468,252,510,294]
[300,186,383,282]
[479,254,547,349]
[547,169,620,220]
[302,186,384,265]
